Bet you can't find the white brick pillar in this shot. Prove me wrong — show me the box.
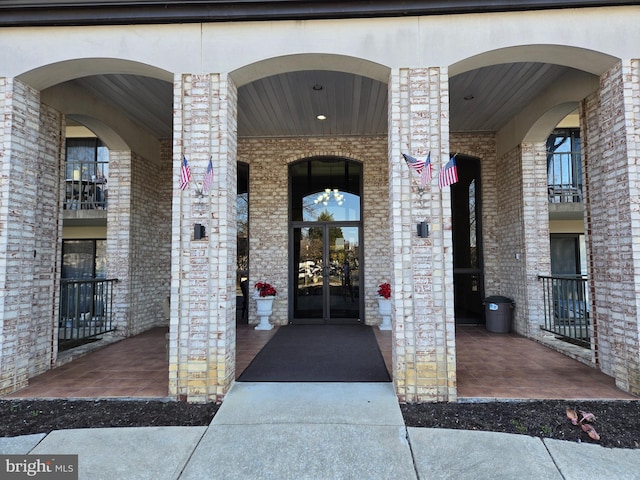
[388,67,456,402]
[0,78,63,394]
[581,59,640,396]
[106,149,133,337]
[170,73,238,403]
[519,142,552,337]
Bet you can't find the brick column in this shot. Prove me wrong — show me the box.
[170,73,238,403]
[581,59,640,395]
[517,142,551,336]
[388,67,456,402]
[106,150,133,336]
[0,78,63,394]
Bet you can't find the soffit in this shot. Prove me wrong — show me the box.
[54,62,581,140]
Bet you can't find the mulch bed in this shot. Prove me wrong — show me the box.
[401,399,640,449]
[1,399,638,450]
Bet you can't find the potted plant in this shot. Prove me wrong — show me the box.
[377,282,392,330]
[254,282,277,330]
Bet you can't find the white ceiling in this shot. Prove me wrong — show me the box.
[65,62,580,141]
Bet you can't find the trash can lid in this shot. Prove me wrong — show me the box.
[484,295,514,304]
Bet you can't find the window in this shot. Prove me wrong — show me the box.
[290,158,361,222]
[62,240,107,280]
[237,162,249,283]
[66,138,109,181]
[65,138,109,210]
[237,162,249,321]
[547,128,582,203]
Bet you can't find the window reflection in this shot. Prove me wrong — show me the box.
[302,190,360,221]
[237,162,249,322]
[291,158,361,222]
[237,163,249,277]
[62,240,106,279]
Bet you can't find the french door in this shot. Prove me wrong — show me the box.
[292,224,361,324]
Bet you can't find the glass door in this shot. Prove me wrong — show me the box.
[289,157,363,324]
[292,224,360,324]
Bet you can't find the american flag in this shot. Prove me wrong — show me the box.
[179,156,191,191]
[403,153,432,188]
[203,157,214,193]
[402,153,425,174]
[419,152,432,188]
[438,156,459,188]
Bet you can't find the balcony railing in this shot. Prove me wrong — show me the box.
[64,160,108,210]
[538,275,590,348]
[58,278,118,350]
[547,152,582,203]
[548,184,582,203]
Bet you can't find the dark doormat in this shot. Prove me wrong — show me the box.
[237,325,391,382]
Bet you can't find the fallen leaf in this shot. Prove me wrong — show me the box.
[566,408,579,425]
[579,411,597,422]
[580,422,600,441]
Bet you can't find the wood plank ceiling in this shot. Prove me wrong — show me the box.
[64,62,577,140]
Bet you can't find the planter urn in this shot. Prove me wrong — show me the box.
[255,296,275,330]
[377,297,392,331]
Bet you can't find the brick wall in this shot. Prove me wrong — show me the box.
[0,79,62,394]
[105,142,172,338]
[582,60,640,395]
[494,146,527,331]
[237,135,390,327]
[128,146,172,334]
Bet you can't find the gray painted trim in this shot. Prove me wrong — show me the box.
[1,1,639,27]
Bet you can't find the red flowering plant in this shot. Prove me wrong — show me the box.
[377,282,391,299]
[254,281,277,297]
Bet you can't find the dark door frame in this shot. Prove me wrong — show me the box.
[451,154,485,324]
[287,156,364,325]
[289,222,363,324]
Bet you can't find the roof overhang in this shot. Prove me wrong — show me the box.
[1,1,639,27]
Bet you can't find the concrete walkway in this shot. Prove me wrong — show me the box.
[1,383,638,479]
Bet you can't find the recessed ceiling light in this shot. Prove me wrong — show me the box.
[464,94,474,101]
[312,84,324,91]
[316,114,327,120]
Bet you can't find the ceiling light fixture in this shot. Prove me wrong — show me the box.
[316,114,327,120]
[464,94,475,101]
[312,84,324,91]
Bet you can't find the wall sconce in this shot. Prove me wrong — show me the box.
[417,221,429,238]
[194,223,206,240]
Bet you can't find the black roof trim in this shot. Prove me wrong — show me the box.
[1,1,638,27]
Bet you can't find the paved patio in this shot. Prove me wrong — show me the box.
[2,324,636,400]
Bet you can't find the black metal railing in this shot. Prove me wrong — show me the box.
[547,152,583,203]
[538,275,590,348]
[58,278,118,350]
[64,160,108,210]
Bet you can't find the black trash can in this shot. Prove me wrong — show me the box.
[484,296,514,333]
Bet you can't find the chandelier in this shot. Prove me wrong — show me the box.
[314,188,344,206]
